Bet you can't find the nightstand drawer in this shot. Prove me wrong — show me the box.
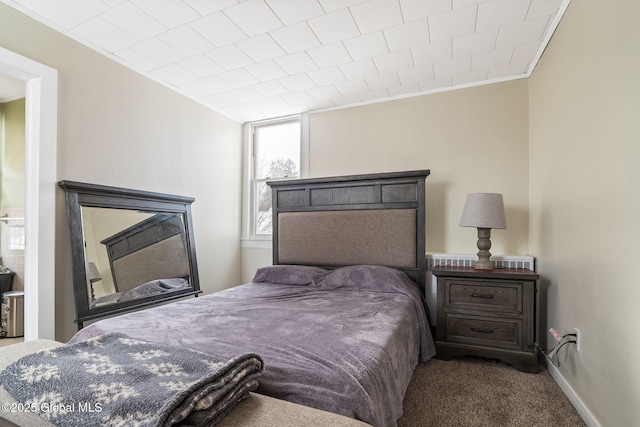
[445,314,522,350]
[446,280,522,313]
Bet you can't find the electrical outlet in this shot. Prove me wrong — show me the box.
[574,328,580,352]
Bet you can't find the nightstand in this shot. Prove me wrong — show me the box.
[432,266,539,373]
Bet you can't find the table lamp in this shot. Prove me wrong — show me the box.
[459,193,506,269]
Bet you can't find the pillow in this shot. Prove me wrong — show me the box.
[311,265,417,293]
[252,265,329,285]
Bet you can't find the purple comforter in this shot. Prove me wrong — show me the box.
[70,265,435,427]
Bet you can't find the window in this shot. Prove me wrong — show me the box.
[244,115,306,241]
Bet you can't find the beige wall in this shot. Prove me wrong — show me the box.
[529,1,640,425]
[242,80,531,280]
[0,98,25,209]
[0,4,244,341]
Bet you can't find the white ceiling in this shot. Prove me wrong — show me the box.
[1,0,570,123]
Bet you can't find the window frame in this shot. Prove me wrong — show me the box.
[242,114,309,247]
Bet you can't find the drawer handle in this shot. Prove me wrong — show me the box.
[471,293,494,299]
[471,327,495,334]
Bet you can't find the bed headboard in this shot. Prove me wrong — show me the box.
[268,170,430,293]
[101,214,190,293]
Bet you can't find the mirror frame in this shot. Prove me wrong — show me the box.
[59,180,201,328]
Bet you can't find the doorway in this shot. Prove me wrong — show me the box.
[0,47,57,340]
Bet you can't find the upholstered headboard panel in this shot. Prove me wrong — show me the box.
[112,234,190,293]
[269,170,430,292]
[278,209,417,268]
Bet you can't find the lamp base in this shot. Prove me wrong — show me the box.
[473,227,495,270]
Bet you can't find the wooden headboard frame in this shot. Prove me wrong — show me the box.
[269,170,430,293]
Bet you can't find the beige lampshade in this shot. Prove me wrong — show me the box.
[459,193,507,229]
[87,262,102,283]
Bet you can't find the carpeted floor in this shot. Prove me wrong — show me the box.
[397,357,586,427]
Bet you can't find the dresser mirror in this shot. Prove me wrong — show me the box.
[59,181,201,329]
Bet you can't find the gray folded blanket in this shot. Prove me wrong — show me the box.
[0,333,263,426]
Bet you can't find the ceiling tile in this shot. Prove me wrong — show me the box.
[418,76,452,91]
[115,47,158,71]
[476,0,530,32]
[428,5,477,42]
[364,71,400,91]
[373,49,414,74]
[72,17,137,53]
[343,31,389,61]
[358,88,389,102]
[528,0,564,19]
[338,58,379,80]
[225,86,264,103]
[399,0,451,21]
[279,74,317,92]
[218,68,259,88]
[184,0,238,16]
[178,54,225,77]
[131,0,200,28]
[307,66,346,86]
[453,29,498,58]
[236,34,286,62]
[411,39,452,66]
[453,0,483,9]
[205,45,254,70]
[190,12,247,48]
[350,0,403,34]
[334,79,369,96]
[102,3,167,40]
[266,0,324,25]
[487,61,528,79]
[130,38,185,67]
[6,0,571,122]
[159,25,214,57]
[307,42,352,68]
[387,83,420,97]
[471,47,514,71]
[244,60,288,82]
[433,57,471,78]
[511,41,541,66]
[453,70,489,85]
[397,64,435,85]
[149,63,198,86]
[51,0,109,22]
[306,84,342,101]
[22,0,82,30]
[280,90,316,106]
[223,0,284,37]
[495,16,550,49]
[383,19,430,51]
[270,22,321,54]
[307,8,360,45]
[274,52,319,74]
[252,80,290,97]
[318,0,367,13]
[332,93,363,106]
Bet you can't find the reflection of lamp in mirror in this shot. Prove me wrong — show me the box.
[459,193,507,270]
[87,262,102,301]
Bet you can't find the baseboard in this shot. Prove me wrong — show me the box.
[546,363,601,427]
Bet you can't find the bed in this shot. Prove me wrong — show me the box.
[5,170,434,427]
[0,340,370,427]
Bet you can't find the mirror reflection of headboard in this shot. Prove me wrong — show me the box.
[59,181,201,329]
[101,213,190,293]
